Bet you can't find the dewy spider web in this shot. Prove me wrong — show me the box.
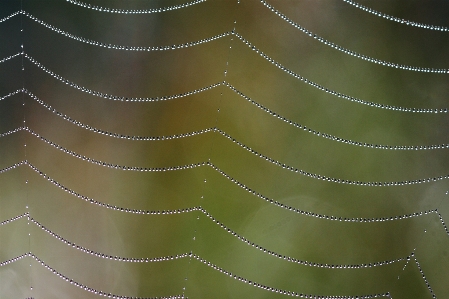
[1,0,449,298]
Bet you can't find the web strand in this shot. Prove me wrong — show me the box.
[342,0,449,32]
[260,0,449,73]
[2,88,447,150]
[66,0,206,14]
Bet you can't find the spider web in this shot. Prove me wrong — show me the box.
[1,0,449,298]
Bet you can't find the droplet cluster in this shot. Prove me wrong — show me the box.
[67,0,206,14]
[234,32,448,113]
[24,11,229,51]
[24,53,221,102]
[342,0,449,32]
[191,253,391,298]
[225,82,449,149]
[260,0,449,73]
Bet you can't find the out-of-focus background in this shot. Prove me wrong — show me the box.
[1,0,449,298]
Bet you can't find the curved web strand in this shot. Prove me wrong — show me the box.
[26,127,206,172]
[0,89,23,101]
[413,255,437,298]
[24,53,221,102]
[21,131,448,221]
[67,0,206,14]
[0,11,20,23]
[12,88,449,150]
[0,253,392,298]
[25,160,200,215]
[260,0,449,73]
[22,89,215,141]
[0,127,25,138]
[0,212,28,226]
[24,127,449,187]
[233,33,448,113]
[30,216,190,263]
[0,52,21,64]
[17,211,409,270]
[342,0,449,32]
[23,11,230,51]
[190,253,392,298]
[21,52,447,112]
[224,83,449,150]
[0,254,184,299]
[199,207,410,270]
[0,161,26,174]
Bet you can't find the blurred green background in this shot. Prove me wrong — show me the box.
[1,0,449,298]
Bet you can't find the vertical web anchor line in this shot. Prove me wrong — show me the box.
[182,0,240,297]
[20,0,32,297]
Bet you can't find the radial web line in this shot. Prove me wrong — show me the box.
[6,87,447,150]
[342,0,449,32]
[22,11,230,51]
[0,253,184,299]
[260,0,449,73]
[22,53,221,102]
[16,53,448,112]
[233,33,448,113]
[0,253,392,298]
[4,154,443,225]
[20,126,449,186]
[0,212,413,271]
[66,0,206,14]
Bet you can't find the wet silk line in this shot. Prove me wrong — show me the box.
[260,0,449,73]
[3,87,448,150]
[341,0,449,32]
[0,252,394,298]
[0,211,413,270]
[1,161,448,227]
[22,127,449,187]
[3,51,447,112]
[0,253,184,299]
[66,0,206,14]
